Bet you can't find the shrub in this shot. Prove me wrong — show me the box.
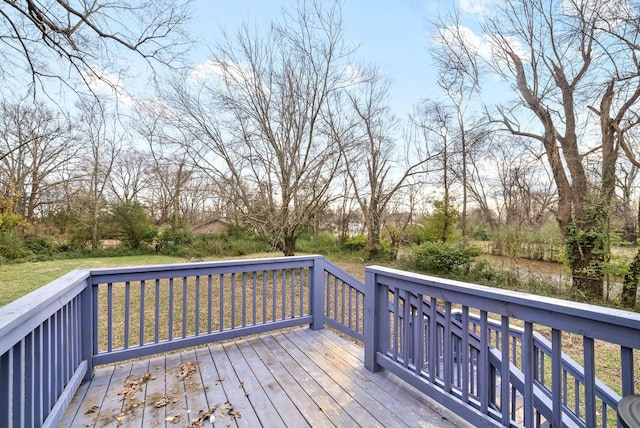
[410,241,481,275]
[343,234,367,251]
[0,232,31,261]
[296,232,340,255]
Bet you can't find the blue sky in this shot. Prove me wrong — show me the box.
[188,0,456,117]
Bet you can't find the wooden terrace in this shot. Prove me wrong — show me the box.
[1,255,640,427]
[60,327,461,427]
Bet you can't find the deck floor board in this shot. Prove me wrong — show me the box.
[62,327,465,427]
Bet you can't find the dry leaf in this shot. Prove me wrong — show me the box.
[155,396,170,408]
[115,413,126,426]
[118,372,152,399]
[178,361,197,380]
[84,404,99,414]
[165,414,181,424]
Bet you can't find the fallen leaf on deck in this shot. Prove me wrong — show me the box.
[186,409,218,427]
[115,413,126,426]
[178,361,197,380]
[216,377,224,382]
[118,372,152,399]
[165,414,181,424]
[84,404,99,414]
[219,402,242,420]
[155,395,170,408]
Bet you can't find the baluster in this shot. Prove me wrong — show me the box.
[253,272,258,325]
[219,274,225,330]
[262,271,267,324]
[461,306,469,402]
[182,277,187,337]
[479,310,489,413]
[107,283,113,352]
[500,316,510,426]
[168,278,174,340]
[231,272,236,329]
[124,281,130,349]
[621,346,634,396]
[155,279,160,342]
[139,279,145,346]
[194,276,200,335]
[551,329,562,427]
[583,336,596,427]
[241,272,247,327]
[428,297,438,383]
[444,302,452,392]
[522,322,534,428]
[207,275,213,333]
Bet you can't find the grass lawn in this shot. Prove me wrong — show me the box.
[0,253,369,308]
[0,255,200,307]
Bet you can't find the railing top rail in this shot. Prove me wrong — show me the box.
[323,258,365,293]
[367,265,640,348]
[0,269,90,356]
[88,255,322,283]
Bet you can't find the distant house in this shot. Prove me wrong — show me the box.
[191,218,230,234]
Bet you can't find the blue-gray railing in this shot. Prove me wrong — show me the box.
[1,256,638,427]
[0,255,365,427]
[364,265,640,427]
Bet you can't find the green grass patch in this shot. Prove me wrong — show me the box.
[0,255,187,307]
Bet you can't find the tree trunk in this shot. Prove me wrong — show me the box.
[564,221,605,299]
[367,213,381,260]
[283,234,296,257]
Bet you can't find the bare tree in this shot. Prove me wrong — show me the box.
[410,100,458,243]
[0,99,79,221]
[108,148,150,204]
[167,1,349,256]
[492,138,556,227]
[444,0,640,297]
[76,97,120,249]
[131,105,192,230]
[431,6,483,237]
[0,0,191,97]
[329,68,426,259]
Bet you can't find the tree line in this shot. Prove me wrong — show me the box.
[2,0,640,307]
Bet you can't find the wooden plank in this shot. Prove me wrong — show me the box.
[234,338,307,427]
[60,327,465,428]
[247,335,334,428]
[162,352,189,427]
[302,328,462,427]
[140,355,167,428]
[222,341,286,427]
[119,358,151,428]
[94,362,134,427]
[260,333,358,427]
[58,364,115,427]
[193,346,227,411]
[271,331,401,427]
[179,350,211,426]
[210,342,261,427]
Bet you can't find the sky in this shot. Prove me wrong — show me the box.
[187,0,472,118]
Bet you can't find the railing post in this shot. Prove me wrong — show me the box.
[80,277,94,381]
[364,268,381,372]
[310,256,325,330]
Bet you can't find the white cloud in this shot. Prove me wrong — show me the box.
[457,0,499,15]
[343,63,371,86]
[189,57,254,88]
[435,24,526,70]
[83,65,137,109]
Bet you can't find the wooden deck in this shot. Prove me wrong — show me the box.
[60,327,466,427]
